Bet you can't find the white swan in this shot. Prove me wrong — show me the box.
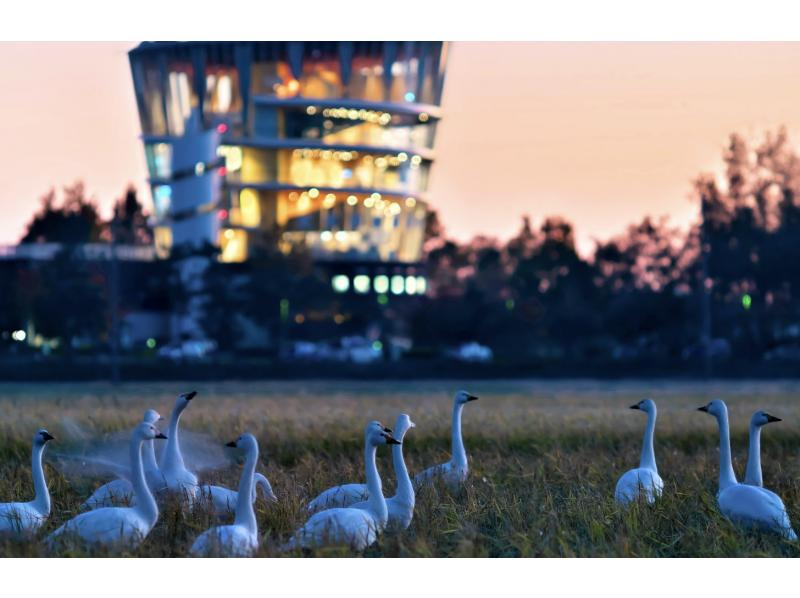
[0,429,55,534]
[199,473,277,518]
[50,422,167,549]
[614,399,664,505]
[306,421,394,512]
[350,414,416,529]
[698,400,797,541]
[81,409,164,510]
[190,434,261,556]
[413,390,478,490]
[744,410,782,487]
[285,422,399,551]
[155,391,199,502]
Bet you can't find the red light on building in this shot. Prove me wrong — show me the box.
[218,209,229,220]
[216,123,228,134]
[219,166,227,177]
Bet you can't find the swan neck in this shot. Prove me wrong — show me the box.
[392,431,414,505]
[162,404,186,470]
[365,441,386,522]
[451,401,467,466]
[131,434,158,526]
[235,444,258,534]
[744,422,762,486]
[143,439,159,474]
[716,409,738,491]
[31,443,50,515]
[639,408,658,473]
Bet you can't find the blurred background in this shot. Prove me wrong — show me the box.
[2,41,800,380]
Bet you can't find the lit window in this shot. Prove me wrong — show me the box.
[239,189,261,227]
[405,276,417,295]
[391,275,405,295]
[353,275,370,294]
[154,226,173,259]
[153,186,172,220]
[404,91,415,102]
[320,231,333,242]
[217,146,243,172]
[416,276,427,294]
[217,75,232,112]
[373,275,389,294]
[219,228,248,263]
[332,275,350,293]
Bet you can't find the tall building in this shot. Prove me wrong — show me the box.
[128,41,448,295]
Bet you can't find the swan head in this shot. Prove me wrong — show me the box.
[394,413,416,439]
[697,399,728,419]
[143,409,164,425]
[629,399,656,414]
[455,390,479,405]
[34,428,55,446]
[174,390,197,411]
[365,421,401,446]
[751,410,782,428]
[137,422,167,441]
[225,433,258,452]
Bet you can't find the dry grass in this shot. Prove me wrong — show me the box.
[0,379,799,557]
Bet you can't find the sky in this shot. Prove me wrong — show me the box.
[3,41,800,254]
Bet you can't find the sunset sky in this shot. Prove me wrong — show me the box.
[3,41,800,254]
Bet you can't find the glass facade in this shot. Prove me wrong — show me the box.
[129,41,447,279]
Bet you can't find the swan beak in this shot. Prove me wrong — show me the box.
[383,426,393,433]
[183,391,197,401]
[156,432,168,440]
[41,431,55,442]
[766,413,782,423]
[697,405,709,413]
[466,394,479,402]
[225,440,237,448]
[386,437,402,445]
[629,404,640,410]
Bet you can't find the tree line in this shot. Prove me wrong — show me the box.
[3,129,800,373]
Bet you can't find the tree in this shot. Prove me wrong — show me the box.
[20,182,104,244]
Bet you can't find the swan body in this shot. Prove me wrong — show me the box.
[81,409,163,510]
[307,484,368,512]
[351,414,417,529]
[744,410,781,487]
[199,473,277,517]
[155,391,199,503]
[0,429,55,534]
[698,400,797,541]
[190,434,261,557]
[414,391,478,490]
[614,399,664,505]
[286,422,399,551]
[50,422,166,549]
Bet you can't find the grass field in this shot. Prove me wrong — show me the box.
[0,379,799,557]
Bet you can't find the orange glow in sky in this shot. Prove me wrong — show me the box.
[3,42,800,255]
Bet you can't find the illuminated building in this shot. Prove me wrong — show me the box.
[128,41,448,294]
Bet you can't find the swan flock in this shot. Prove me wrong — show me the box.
[2,388,798,555]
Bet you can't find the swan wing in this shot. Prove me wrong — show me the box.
[413,462,451,489]
[198,485,237,516]
[718,484,797,539]
[308,484,368,512]
[0,502,45,533]
[81,479,135,510]
[52,507,150,547]
[190,524,258,557]
[614,468,664,505]
[290,508,379,551]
